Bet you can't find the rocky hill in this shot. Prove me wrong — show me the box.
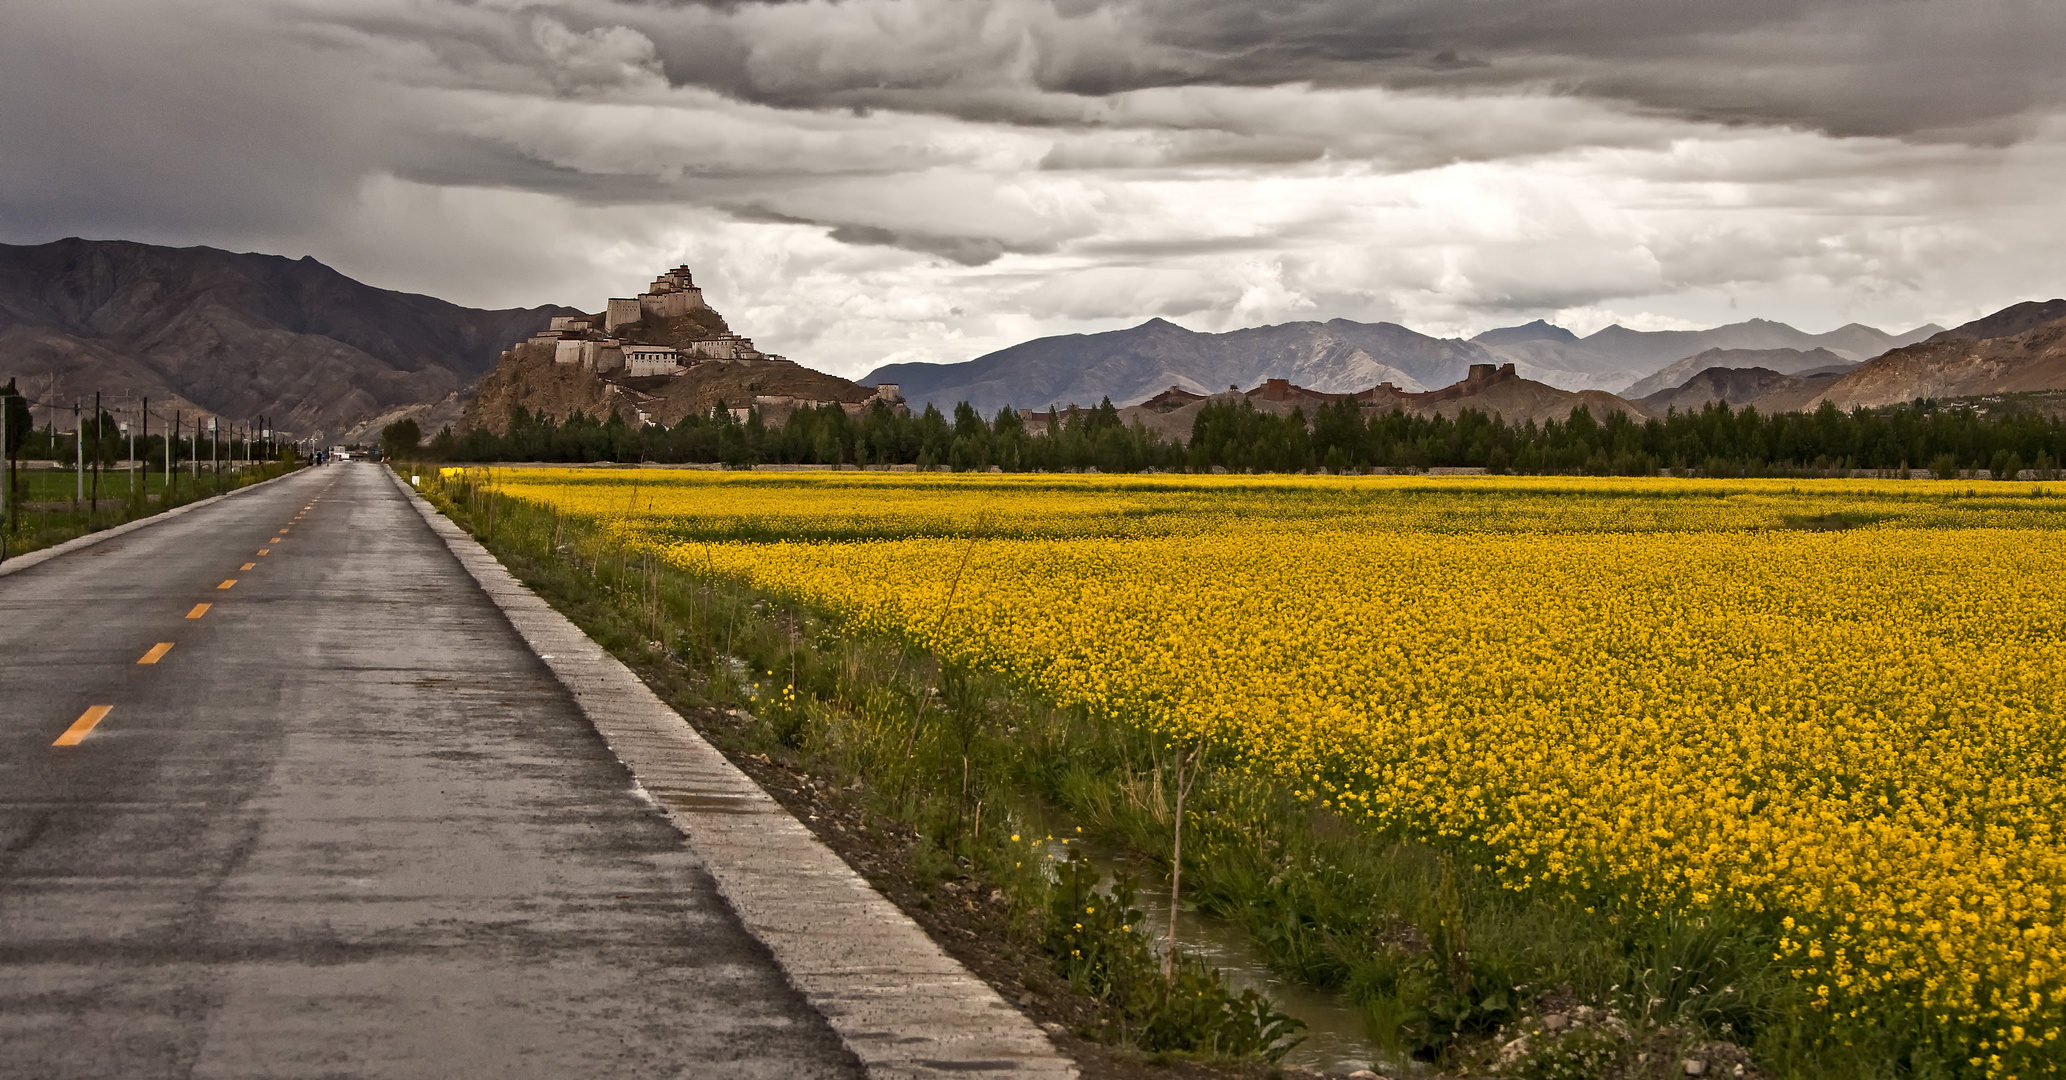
[1922,299,2066,343]
[1472,319,1935,393]
[862,317,1493,415]
[1799,302,2066,410]
[1620,347,1855,400]
[0,238,576,443]
[1637,366,1847,414]
[1117,363,1652,441]
[459,273,876,435]
[461,340,874,434]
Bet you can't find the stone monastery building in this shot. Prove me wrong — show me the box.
[524,266,785,377]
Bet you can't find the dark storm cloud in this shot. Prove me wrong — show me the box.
[587,0,2066,141]
[4,0,2063,374]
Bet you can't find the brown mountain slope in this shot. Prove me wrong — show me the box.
[0,238,576,443]
[1621,347,1854,399]
[1923,299,2066,343]
[1640,366,1847,413]
[1395,365,1654,423]
[1119,365,1651,440]
[1804,313,2066,410]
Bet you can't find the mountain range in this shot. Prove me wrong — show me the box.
[7,237,2061,445]
[864,317,1487,417]
[1790,301,2066,411]
[1472,318,1939,393]
[863,314,1943,415]
[0,238,575,443]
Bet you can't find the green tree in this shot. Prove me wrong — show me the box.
[380,418,423,459]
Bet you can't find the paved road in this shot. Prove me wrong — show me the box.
[0,462,861,1079]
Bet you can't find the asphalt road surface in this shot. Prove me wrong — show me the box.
[0,462,862,1079]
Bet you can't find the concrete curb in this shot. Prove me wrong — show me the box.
[0,467,307,578]
[390,470,1076,1080]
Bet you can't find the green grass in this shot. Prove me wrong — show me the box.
[420,466,1970,1080]
[2,460,297,562]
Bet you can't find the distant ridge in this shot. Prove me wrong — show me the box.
[1797,303,2066,410]
[0,238,578,442]
[1620,347,1856,399]
[1638,366,1846,414]
[1923,299,2066,344]
[864,317,1491,415]
[865,313,1942,415]
[1471,318,1938,393]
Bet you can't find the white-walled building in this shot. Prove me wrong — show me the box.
[624,345,683,377]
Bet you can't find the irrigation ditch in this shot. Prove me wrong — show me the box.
[415,465,1930,1080]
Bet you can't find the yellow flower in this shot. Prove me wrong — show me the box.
[488,468,2066,1060]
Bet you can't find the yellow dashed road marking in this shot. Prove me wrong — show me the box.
[138,642,174,665]
[218,580,236,590]
[240,562,255,571]
[53,706,114,746]
[186,603,211,619]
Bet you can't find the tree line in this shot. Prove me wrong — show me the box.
[409,395,2066,478]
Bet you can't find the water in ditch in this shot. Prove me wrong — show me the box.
[1051,838,1414,1076]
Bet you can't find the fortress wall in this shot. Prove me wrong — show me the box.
[640,289,707,320]
[606,298,641,332]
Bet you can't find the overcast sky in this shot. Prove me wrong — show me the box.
[5,0,2065,376]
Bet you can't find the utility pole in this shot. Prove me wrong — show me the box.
[91,390,101,512]
[125,407,135,495]
[141,398,149,497]
[1,396,9,562]
[172,411,180,490]
[74,402,83,506]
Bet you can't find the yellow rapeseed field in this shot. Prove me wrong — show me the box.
[482,469,2066,1071]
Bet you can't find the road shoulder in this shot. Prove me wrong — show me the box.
[389,469,1077,1080]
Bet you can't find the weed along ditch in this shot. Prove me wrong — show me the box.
[1062,837,1397,1074]
[414,465,2066,1080]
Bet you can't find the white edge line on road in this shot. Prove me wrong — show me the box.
[389,468,1076,1080]
[0,468,310,578]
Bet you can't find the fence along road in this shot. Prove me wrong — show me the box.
[0,462,861,1079]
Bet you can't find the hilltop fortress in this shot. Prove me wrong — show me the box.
[526,266,786,377]
[461,264,892,433]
